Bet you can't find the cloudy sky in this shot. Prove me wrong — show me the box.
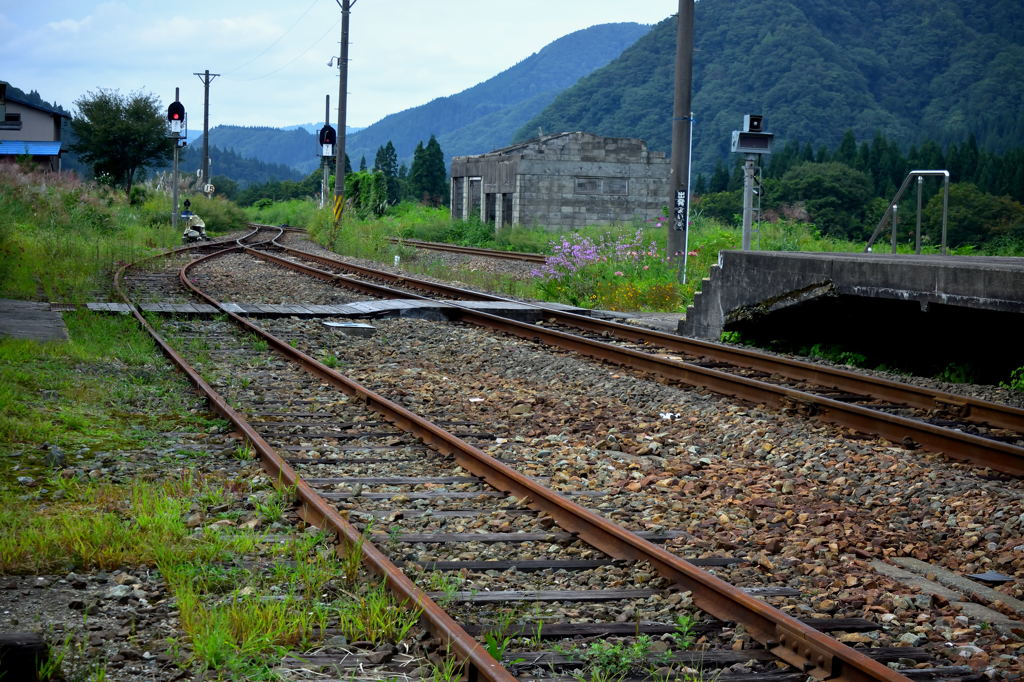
[4,1,671,130]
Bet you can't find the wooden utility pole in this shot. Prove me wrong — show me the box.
[194,69,220,191]
[332,0,356,227]
[668,0,694,281]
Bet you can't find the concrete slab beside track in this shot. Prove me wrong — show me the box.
[0,299,68,341]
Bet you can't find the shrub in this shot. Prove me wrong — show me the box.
[777,162,873,239]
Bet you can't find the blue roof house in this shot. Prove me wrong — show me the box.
[0,81,71,172]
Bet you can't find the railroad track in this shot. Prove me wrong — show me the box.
[108,227,997,681]
[246,227,1024,477]
[388,237,548,263]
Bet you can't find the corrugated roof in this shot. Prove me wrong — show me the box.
[0,141,63,156]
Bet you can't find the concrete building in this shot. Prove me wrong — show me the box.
[450,132,669,230]
[0,82,71,172]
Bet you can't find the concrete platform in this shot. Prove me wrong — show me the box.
[0,299,68,342]
[681,251,1024,339]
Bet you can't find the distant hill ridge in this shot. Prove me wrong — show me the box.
[197,22,651,175]
[344,22,652,166]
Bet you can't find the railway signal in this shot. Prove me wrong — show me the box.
[167,100,185,134]
[319,95,337,208]
[167,88,187,232]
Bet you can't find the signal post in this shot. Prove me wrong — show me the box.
[166,90,186,232]
[731,115,773,250]
[319,95,337,209]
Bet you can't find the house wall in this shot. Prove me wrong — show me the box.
[3,103,60,142]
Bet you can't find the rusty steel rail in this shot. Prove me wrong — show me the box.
[252,242,1024,477]
[114,249,516,682]
[272,237,1024,432]
[388,236,548,263]
[167,248,913,682]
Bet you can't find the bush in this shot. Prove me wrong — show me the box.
[246,198,320,227]
[924,183,1024,247]
[777,162,873,239]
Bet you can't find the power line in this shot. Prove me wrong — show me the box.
[237,18,340,82]
[222,0,321,75]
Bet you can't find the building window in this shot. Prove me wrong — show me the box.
[604,178,628,195]
[0,112,22,131]
[575,177,600,194]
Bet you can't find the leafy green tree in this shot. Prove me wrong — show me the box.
[925,183,1024,247]
[374,141,398,177]
[834,130,857,166]
[409,135,448,206]
[344,170,387,217]
[69,89,172,194]
[777,162,873,238]
[210,175,239,201]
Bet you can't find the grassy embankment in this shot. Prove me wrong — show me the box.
[249,198,971,312]
[0,166,424,679]
[0,163,247,302]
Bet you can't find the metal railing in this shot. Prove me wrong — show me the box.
[864,170,950,254]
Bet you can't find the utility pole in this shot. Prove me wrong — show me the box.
[669,0,695,282]
[332,0,356,228]
[194,69,220,192]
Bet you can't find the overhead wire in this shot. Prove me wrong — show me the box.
[235,17,340,82]
[221,0,322,76]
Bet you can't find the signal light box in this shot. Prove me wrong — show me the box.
[732,115,773,155]
[167,101,185,135]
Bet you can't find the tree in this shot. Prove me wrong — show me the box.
[924,183,1024,247]
[69,89,172,194]
[777,162,873,239]
[374,141,401,204]
[409,135,448,206]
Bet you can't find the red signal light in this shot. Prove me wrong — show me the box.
[167,101,186,123]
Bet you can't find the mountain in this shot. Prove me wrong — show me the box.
[343,22,652,166]
[282,123,365,135]
[515,0,1024,177]
[181,144,304,188]
[195,125,322,173]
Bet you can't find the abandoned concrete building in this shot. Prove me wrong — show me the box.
[450,132,670,230]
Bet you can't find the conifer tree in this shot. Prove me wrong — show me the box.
[409,135,449,206]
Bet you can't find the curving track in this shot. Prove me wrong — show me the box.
[105,226,1004,681]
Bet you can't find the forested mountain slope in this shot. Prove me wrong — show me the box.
[197,126,321,174]
[516,0,1024,176]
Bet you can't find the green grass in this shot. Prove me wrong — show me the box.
[0,311,203,457]
[0,162,247,303]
